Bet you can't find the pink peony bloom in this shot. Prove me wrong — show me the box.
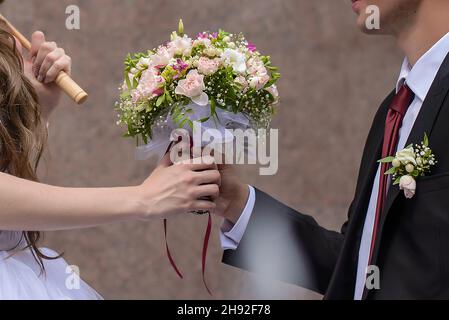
[131,68,165,103]
[197,57,221,75]
[175,70,209,106]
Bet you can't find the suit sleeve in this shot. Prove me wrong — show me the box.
[223,189,348,295]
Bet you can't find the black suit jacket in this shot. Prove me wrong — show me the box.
[223,52,449,300]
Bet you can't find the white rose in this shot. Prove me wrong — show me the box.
[221,48,247,74]
[170,35,193,56]
[193,38,211,48]
[399,175,417,199]
[395,146,417,166]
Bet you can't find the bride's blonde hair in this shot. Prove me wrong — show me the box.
[0,22,58,270]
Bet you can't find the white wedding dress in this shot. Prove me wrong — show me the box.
[0,231,102,300]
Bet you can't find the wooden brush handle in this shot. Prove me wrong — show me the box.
[0,14,88,105]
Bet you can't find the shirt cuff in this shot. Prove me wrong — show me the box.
[219,185,256,251]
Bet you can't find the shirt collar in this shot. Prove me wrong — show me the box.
[396,31,449,101]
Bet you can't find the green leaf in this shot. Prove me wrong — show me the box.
[136,102,147,112]
[125,71,132,91]
[393,177,401,185]
[210,98,217,116]
[120,91,131,100]
[423,133,429,147]
[378,156,395,163]
[165,91,173,104]
[156,94,166,107]
[384,167,396,175]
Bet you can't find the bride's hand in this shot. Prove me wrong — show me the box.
[19,31,72,120]
[137,154,221,219]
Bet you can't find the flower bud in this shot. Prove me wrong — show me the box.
[406,164,415,173]
[392,158,401,168]
[178,19,185,36]
[223,36,231,43]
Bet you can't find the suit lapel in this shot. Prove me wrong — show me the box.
[369,51,449,269]
[351,108,388,222]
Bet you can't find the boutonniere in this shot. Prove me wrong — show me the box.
[379,134,437,199]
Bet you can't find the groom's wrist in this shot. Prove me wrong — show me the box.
[225,184,250,225]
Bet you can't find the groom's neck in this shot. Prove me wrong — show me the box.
[395,2,449,66]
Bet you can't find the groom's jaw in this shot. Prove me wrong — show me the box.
[351,0,423,36]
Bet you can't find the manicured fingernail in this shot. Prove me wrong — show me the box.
[37,75,44,82]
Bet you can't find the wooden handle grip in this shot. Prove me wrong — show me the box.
[56,71,88,104]
[0,14,88,105]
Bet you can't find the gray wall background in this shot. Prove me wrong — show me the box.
[2,0,402,299]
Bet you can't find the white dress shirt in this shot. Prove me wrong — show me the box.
[220,32,449,299]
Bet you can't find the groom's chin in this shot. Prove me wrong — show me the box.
[356,16,385,35]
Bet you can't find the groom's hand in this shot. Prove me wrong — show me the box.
[212,164,249,225]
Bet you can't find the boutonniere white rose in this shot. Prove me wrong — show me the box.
[379,134,437,199]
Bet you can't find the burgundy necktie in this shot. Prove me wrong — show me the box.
[368,84,414,264]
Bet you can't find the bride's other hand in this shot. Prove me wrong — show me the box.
[137,154,221,219]
[20,31,72,119]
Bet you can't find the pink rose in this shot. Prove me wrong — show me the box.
[249,74,270,90]
[175,70,209,106]
[197,57,221,75]
[266,84,279,101]
[399,175,417,199]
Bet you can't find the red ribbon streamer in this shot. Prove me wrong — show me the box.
[164,215,213,295]
[202,213,212,295]
[163,139,213,295]
[164,219,184,279]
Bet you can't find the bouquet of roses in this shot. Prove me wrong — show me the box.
[115,20,280,294]
[116,20,280,160]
